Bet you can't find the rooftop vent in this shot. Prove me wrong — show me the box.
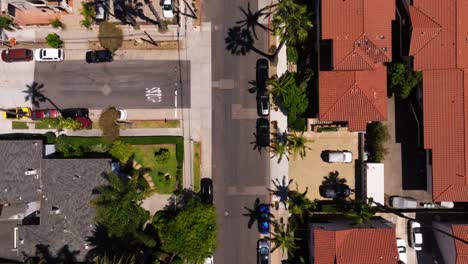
[379,35,385,39]
[382,47,388,51]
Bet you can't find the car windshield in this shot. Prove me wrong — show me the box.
[259,247,269,254]
[6,112,16,118]
[58,50,62,58]
[164,4,171,10]
[42,50,46,57]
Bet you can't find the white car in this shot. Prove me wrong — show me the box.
[203,256,213,264]
[117,109,127,121]
[34,48,64,62]
[162,0,174,18]
[409,221,423,251]
[324,150,353,163]
[396,238,408,264]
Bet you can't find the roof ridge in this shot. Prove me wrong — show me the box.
[321,77,358,119]
[410,5,442,29]
[354,82,386,120]
[433,184,455,201]
[409,6,442,56]
[334,49,374,71]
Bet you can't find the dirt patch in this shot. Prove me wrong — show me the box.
[89,39,180,50]
[193,0,203,27]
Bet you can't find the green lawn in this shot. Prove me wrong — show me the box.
[12,121,28,129]
[35,120,56,129]
[193,142,201,192]
[133,144,178,194]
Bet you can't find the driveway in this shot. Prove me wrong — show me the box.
[289,130,358,200]
[33,60,190,109]
[0,58,35,108]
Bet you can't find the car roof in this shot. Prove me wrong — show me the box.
[415,233,423,244]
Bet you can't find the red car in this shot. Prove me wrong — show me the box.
[31,109,59,120]
[1,49,33,62]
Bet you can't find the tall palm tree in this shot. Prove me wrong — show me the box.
[271,0,312,47]
[270,137,290,163]
[267,71,295,101]
[288,186,317,221]
[267,222,298,257]
[287,132,311,159]
[23,82,62,112]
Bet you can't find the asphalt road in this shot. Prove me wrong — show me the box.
[207,0,271,263]
[33,60,190,109]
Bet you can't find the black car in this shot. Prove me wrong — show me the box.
[86,50,113,63]
[95,0,108,21]
[319,184,352,199]
[61,108,89,118]
[256,59,269,89]
[200,178,213,204]
[257,239,270,264]
[256,118,270,147]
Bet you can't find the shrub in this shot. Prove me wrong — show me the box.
[109,140,134,163]
[88,143,110,153]
[388,63,422,99]
[0,16,14,31]
[98,22,123,52]
[286,46,298,64]
[44,132,56,144]
[45,33,63,48]
[51,18,63,29]
[99,107,120,142]
[366,122,390,162]
[288,117,306,132]
[154,148,170,163]
[80,2,95,28]
[55,135,84,157]
[40,117,81,130]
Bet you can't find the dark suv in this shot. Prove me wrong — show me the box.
[256,59,270,116]
[256,118,270,147]
[200,178,213,204]
[86,50,113,63]
[61,108,89,118]
[1,49,33,62]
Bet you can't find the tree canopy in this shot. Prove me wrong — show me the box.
[156,198,217,263]
[272,0,312,47]
[389,63,422,99]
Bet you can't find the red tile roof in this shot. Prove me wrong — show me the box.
[313,228,399,264]
[319,67,387,131]
[319,0,394,131]
[409,0,468,201]
[451,225,468,263]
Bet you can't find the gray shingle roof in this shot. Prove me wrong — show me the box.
[0,140,110,262]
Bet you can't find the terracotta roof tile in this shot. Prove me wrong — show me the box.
[319,67,387,132]
[452,225,468,263]
[408,6,441,56]
[313,227,399,264]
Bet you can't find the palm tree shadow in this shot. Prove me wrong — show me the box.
[243,198,261,229]
[22,244,80,263]
[322,170,346,185]
[23,81,62,111]
[251,132,268,153]
[268,176,292,209]
[236,2,273,40]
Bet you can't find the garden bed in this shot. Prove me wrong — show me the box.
[193,142,201,192]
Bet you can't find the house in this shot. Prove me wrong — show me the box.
[408,0,468,202]
[318,0,395,131]
[310,217,399,264]
[432,222,468,264]
[0,140,110,262]
[7,0,72,26]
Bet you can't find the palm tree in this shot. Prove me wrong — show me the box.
[267,71,295,101]
[23,82,62,112]
[270,136,290,163]
[267,221,298,257]
[288,186,317,221]
[271,0,312,47]
[287,132,311,159]
[344,198,376,225]
[225,26,274,59]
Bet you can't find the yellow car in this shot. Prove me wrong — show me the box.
[2,107,32,119]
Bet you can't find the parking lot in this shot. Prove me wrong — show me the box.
[33,60,190,109]
[289,130,358,200]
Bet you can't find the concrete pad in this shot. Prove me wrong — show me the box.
[141,194,172,215]
[289,130,359,200]
[0,57,35,108]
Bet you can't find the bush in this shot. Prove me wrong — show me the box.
[80,2,95,28]
[45,33,63,48]
[286,46,298,64]
[154,148,170,163]
[39,117,81,130]
[44,132,56,144]
[366,122,390,162]
[98,22,123,52]
[388,63,422,99]
[51,18,63,28]
[109,140,134,163]
[99,107,120,142]
[0,16,14,31]
[55,135,84,157]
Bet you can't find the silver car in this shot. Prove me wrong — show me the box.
[389,196,417,209]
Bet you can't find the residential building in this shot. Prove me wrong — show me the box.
[310,217,399,264]
[318,0,395,131]
[7,0,72,26]
[0,140,110,262]
[433,222,468,264]
[408,0,468,202]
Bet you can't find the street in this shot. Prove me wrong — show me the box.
[33,60,190,109]
[207,0,271,263]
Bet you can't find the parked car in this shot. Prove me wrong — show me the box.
[319,184,352,199]
[256,59,269,88]
[75,116,93,129]
[2,107,31,120]
[95,0,108,21]
[31,109,59,120]
[257,204,270,234]
[34,48,64,62]
[1,49,33,62]
[117,109,128,121]
[257,239,270,264]
[203,256,213,264]
[200,178,213,204]
[322,150,353,163]
[61,108,89,118]
[396,238,408,264]
[408,221,423,251]
[389,196,417,209]
[86,50,113,63]
[256,118,270,147]
[162,0,174,18]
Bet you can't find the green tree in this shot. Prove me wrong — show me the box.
[271,0,312,47]
[154,148,170,163]
[99,22,123,52]
[156,198,217,263]
[366,121,390,162]
[288,186,317,221]
[99,107,120,142]
[345,198,377,225]
[45,33,63,48]
[0,16,14,31]
[91,173,150,238]
[267,72,294,101]
[267,222,298,256]
[51,18,63,29]
[270,136,289,163]
[110,140,134,164]
[389,63,422,99]
[287,132,311,159]
[80,2,95,28]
